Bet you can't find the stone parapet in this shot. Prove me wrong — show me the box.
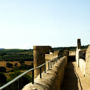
[22,56,67,90]
[45,53,58,71]
[79,59,86,75]
[85,45,90,85]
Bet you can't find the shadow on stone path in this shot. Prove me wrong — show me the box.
[61,62,79,90]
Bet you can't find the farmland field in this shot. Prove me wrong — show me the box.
[0,49,33,88]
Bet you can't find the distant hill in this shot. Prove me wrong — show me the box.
[53,45,89,51]
[0,48,4,50]
[0,49,33,61]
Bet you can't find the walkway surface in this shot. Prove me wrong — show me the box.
[61,61,90,90]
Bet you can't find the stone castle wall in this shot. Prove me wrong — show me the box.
[76,48,81,67]
[79,58,86,75]
[22,45,68,90]
[45,53,58,71]
[85,45,90,85]
[22,56,68,90]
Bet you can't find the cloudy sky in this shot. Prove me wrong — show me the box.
[0,0,90,49]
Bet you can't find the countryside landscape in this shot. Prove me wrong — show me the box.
[0,49,33,89]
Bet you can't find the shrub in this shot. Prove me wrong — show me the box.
[19,60,24,65]
[7,74,32,90]
[18,74,32,89]
[14,63,18,67]
[19,64,33,70]
[6,63,13,68]
[0,67,6,72]
[0,73,7,86]
[9,70,21,80]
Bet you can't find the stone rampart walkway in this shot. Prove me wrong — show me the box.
[61,61,90,90]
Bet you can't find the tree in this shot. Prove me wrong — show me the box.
[6,63,13,68]
[9,70,21,79]
[19,60,24,65]
[14,63,18,67]
[0,73,7,86]
[0,67,6,72]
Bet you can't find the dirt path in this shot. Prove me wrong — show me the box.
[61,62,90,90]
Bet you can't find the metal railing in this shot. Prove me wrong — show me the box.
[0,56,60,90]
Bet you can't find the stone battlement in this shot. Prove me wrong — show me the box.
[22,56,68,90]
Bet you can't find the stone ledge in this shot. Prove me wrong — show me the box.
[22,56,67,90]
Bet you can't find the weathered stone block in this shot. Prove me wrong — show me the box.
[33,46,53,78]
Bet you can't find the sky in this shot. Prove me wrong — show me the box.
[0,0,90,49]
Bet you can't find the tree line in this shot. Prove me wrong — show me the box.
[0,49,33,61]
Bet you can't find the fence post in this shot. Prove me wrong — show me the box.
[18,79,19,90]
[32,69,34,84]
[40,67,42,78]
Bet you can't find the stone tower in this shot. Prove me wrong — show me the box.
[77,39,81,49]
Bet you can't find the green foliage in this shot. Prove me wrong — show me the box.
[0,73,7,86]
[9,70,21,80]
[53,47,76,51]
[7,74,32,90]
[81,45,89,49]
[53,45,88,51]
[19,60,24,65]
[19,64,33,70]
[0,67,6,72]
[6,70,32,90]
[6,63,13,68]
[0,49,33,89]
[0,49,33,61]
[14,63,18,67]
